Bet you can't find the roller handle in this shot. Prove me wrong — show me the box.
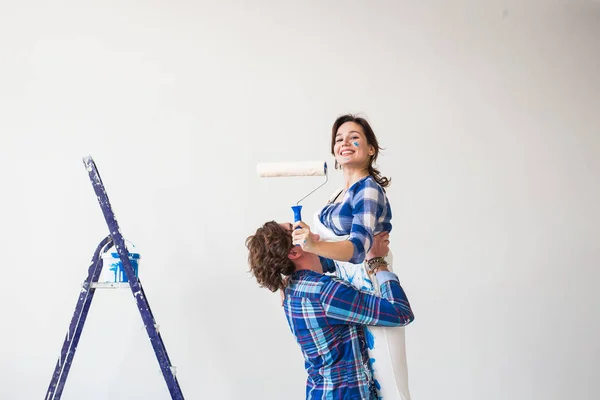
[291,205,303,246]
[291,205,303,227]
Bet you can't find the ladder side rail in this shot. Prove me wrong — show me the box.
[45,236,112,400]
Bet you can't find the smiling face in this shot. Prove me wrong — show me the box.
[333,121,375,170]
[329,114,391,188]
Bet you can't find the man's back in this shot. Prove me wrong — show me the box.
[283,269,413,400]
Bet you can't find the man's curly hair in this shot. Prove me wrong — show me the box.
[245,221,295,292]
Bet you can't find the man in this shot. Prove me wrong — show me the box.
[246,221,414,400]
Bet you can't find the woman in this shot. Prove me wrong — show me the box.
[292,114,412,400]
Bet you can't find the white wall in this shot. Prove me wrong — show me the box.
[1,1,599,399]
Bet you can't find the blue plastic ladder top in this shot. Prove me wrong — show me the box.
[45,155,185,400]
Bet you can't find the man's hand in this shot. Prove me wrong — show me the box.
[292,221,320,252]
[368,231,390,259]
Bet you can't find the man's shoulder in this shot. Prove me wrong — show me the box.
[288,271,328,296]
[287,271,350,296]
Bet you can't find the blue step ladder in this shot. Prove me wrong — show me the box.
[45,155,185,400]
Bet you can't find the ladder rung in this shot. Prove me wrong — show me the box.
[90,282,131,289]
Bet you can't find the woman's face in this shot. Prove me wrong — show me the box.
[333,121,374,170]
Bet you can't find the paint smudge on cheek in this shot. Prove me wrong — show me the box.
[353,141,359,147]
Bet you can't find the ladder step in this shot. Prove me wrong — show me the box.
[90,282,131,289]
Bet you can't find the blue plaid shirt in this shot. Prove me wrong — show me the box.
[283,269,414,400]
[319,176,392,264]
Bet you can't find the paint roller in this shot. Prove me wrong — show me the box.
[256,160,328,224]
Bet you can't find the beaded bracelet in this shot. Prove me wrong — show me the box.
[366,256,388,274]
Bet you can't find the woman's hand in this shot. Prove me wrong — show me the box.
[292,221,320,252]
[292,221,354,262]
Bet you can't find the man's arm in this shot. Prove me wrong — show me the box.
[367,231,389,260]
[320,267,414,327]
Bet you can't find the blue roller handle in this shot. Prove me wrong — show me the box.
[291,205,303,247]
[292,205,303,227]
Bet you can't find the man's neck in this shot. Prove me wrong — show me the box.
[294,254,323,274]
